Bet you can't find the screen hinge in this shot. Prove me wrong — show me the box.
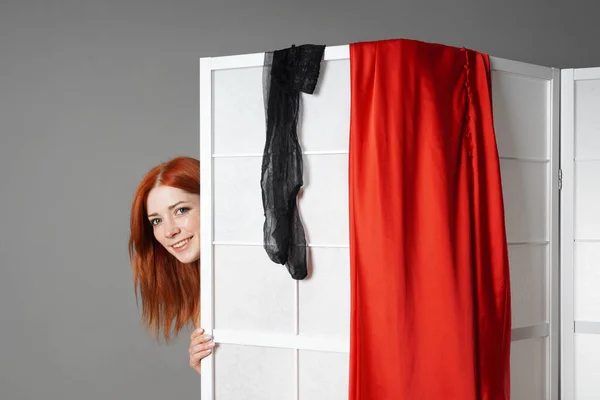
[558,169,563,190]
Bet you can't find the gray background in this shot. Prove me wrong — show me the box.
[0,0,596,399]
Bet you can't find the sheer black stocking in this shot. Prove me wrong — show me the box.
[261,44,325,280]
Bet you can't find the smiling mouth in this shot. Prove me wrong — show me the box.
[172,237,192,250]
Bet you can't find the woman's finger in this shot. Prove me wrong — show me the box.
[189,339,212,353]
[190,328,204,340]
[192,348,213,359]
[191,334,212,347]
[190,349,213,365]
[192,341,215,354]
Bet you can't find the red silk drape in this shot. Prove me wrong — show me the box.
[348,39,511,399]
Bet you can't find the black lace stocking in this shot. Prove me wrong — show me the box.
[261,44,325,280]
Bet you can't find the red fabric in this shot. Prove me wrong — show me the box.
[348,39,511,400]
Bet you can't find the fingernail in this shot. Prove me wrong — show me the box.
[197,328,204,333]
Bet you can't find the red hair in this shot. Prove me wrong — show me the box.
[128,156,200,343]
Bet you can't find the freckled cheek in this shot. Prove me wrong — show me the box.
[153,226,166,247]
[182,212,200,233]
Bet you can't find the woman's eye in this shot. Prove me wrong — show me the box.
[150,218,161,226]
[177,207,190,215]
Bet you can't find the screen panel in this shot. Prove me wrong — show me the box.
[213,245,296,333]
[298,247,350,336]
[574,161,600,240]
[492,72,549,160]
[511,337,547,399]
[508,244,546,329]
[573,243,600,322]
[493,65,559,400]
[574,334,600,399]
[201,47,352,400]
[573,78,600,160]
[298,350,349,400]
[214,344,295,400]
[561,70,600,400]
[500,159,548,244]
[212,154,349,245]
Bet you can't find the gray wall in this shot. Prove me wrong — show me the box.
[0,0,596,399]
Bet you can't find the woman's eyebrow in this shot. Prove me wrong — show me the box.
[147,201,186,218]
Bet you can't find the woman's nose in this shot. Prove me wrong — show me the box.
[165,223,181,238]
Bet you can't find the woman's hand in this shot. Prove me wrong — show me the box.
[189,328,215,374]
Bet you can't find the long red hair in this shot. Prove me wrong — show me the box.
[128,156,200,343]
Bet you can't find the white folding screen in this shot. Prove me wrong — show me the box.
[199,44,560,400]
[493,61,560,400]
[561,67,600,400]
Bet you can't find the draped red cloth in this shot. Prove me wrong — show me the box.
[348,39,511,399]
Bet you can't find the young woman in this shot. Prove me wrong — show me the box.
[128,156,213,374]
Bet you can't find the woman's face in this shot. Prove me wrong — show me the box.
[146,185,200,264]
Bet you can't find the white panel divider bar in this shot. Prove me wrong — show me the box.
[199,56,215,400]
[499,157,549,163]
[293,281,300,400]
[212,241,550,248]
[574,322,600,334]
[212,150,350,158]
[507,241,550,246]
[209,45,350,71]
[571,158,600,162]
[206,44,552,76]
[512,324,550,341]
[212,241,350,248]
[212,330,351,353]
[491,57,554,80]
[573,67,600,80]
[548,66,561,400]
[212,324,550,350]
[560,68,576,400]
[211,153,551,162]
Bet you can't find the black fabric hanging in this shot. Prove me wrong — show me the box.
[261,44,326,280]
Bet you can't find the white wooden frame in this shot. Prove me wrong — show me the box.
[561,67,576,400]
[199,44,561,400]
[559,67,600,400]
[494,59,560,400]
[548,65,561,400]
